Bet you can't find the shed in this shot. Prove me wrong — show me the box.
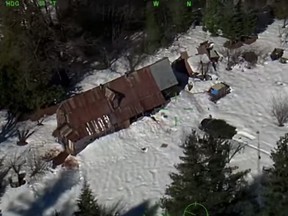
[210,83,224,95]
[208,82,231,101]
[149,58,178,91]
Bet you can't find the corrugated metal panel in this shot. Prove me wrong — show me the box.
[54,61,167,152]
[150,58,178,91]
[69,98,76,109]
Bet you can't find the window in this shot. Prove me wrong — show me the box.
[103,115,111,128]
[85,123,93,135]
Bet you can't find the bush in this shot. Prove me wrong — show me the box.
[200,118,237,139]
[271,95,288,126]
[242,51,258,68]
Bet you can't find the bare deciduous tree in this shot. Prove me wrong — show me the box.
[8,152,27,187]
[17,129,35,146]
[0,154,11,200]
[218,48,244,70]
[27,147,52,180]
[37,117,45,126]
[124,53,147,74]
[271,95,288,126]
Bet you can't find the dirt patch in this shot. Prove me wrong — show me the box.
[62,155,79,169]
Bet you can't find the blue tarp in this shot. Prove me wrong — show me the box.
[211,88,219,95]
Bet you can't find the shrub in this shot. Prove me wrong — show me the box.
[200,118,237,139]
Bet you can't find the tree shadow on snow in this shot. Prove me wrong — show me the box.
[122,200,159,216]
[5,169,80,216]
[0,112,18,144]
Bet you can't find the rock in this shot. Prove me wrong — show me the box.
[161,143,168,148]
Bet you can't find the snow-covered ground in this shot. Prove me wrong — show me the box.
[1,20,288,215]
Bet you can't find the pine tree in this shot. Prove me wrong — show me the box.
[261,133,288,216]
[74,181,101,216]
[203,0,223,35]
[145,2,161,54]
[161,131,250,216]
[0,1,66,114]
[220,1,256,41]
[74,181,122,216]
[272,0,288,28]
[166,0,190,34]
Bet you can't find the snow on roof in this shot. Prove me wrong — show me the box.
[282,50,288,59]
[187,54,210,73]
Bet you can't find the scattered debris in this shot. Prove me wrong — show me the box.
[270,48,284,60]
[9,172,26,188]
[141,147,148,153]
[161,113,168,118]
[242,51,258,67]
[224,40,243,49]
[52,151,70,168]
[62,155,79,169]
[150,116,159,123]
[280,50,288,63]
[161,143,168,148]
[36,117,45,126]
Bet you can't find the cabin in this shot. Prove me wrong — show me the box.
[53,58,178,155]
[208,82,231,102]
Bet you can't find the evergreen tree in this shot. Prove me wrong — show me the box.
[261,133,288,216]
[272,0,288,28]
[75,181,122,216]
[166,0,190,34]
[161,131,250,216]
[144,2,162,54]
[203,0,223,35]
[220,1,256,41]
[204,0,256,40]
[74,181,102,216]
[0,1,67,114]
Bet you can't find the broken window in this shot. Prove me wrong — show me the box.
[91,120,100,133]
[85,123,93,135]
[97,118,105,131]
[103,115,111,128]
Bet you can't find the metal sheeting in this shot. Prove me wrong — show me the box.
[54,67,166,151]
[149,58,178,91]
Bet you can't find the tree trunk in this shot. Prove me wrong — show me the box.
[283,18,287,28]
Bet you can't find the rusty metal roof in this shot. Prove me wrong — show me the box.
[54,66,166,143]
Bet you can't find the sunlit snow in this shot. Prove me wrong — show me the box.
[0,20,288,215]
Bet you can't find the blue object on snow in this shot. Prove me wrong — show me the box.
[211,88,219,95]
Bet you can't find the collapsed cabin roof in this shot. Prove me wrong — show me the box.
[54,58,177,146]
